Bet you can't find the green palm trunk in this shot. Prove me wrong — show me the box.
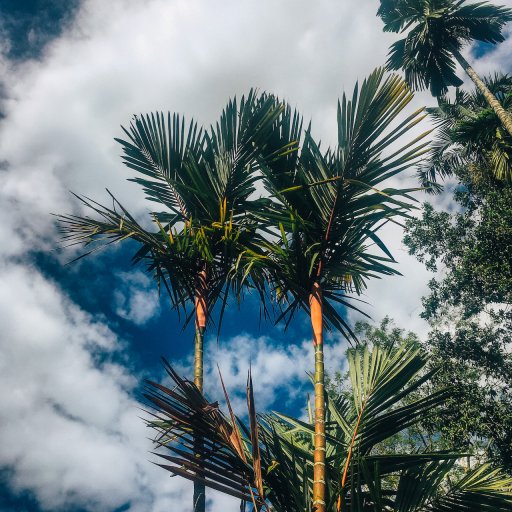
[193,323,206,512]
[451,48,512,138]
[313,340,326,512]
[310,282,326,512]
[193,270,207,512]
[194,326,205,391]
[193,324,206,512]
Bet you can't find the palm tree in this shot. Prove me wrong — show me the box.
[377,0,512,137]
[144,341,512,511]
[241,69,430,511]
[57,91,287,512]
[417,73,512,189]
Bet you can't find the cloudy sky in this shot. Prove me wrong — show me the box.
[0,0,511,510]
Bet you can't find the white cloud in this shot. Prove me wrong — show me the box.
[0,259,192,511]
[0,0,511,510]
[174,333,349,417]
[113,271,161,325]
[346,221,433,338]
[471,24,512,75]
[0,0,398,246]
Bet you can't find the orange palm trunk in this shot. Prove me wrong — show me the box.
[193,269,207,512]
[194,269,207,390]
[310,281,326,512]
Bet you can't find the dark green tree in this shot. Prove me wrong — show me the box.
[404,166,512,468]
[377,0,512,136]
[404,187,512,320]
[425,319,512,470]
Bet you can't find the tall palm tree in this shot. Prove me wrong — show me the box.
[377,0,512,136]
[144,341,512,511]
[242,69,430,512]
[57,91,287,512]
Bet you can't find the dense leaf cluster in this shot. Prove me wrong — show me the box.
[378,0,512,96]
[145,342,512,511]
[418,74,512,188]
[404,82,512,469]
[405,188,512,319]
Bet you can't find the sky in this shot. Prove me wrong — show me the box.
[0,0,511,511]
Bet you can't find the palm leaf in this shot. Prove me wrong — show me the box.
[145,343,512,512]
[252,68,429,334]
[144,360,266,507]
[378,0,512,96]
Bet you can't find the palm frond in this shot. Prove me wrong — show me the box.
[379,0,512,97]
[420,75,512,187]
[144,343,512,512]
[144,360,266,507]
[116,112,202,222]
[427,463,512,511]
[250,69,429,334]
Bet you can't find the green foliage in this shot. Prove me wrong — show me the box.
[377,0,512,96]
[328,319,432,458]
[243,68,430,338]
[145,342,512,511]
[405,189,512,319]
[58,69,431,337]
[330,318,512,472]
[354,317,420,351]
[423,318,512,471]
[57,90,289,326]
[418,74,512,189]
[402,64,512,469]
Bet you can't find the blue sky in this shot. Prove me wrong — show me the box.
[0,0,79,61]
[0,1,511,511]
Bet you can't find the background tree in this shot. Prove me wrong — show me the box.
[418,74,512,189]
[377,0,512,136]
[404,188,512,321]
[245,68,430,512]
[403,184,512,468]
[331,318,512,471]
[425,320,512,470]
[389,35,512,468]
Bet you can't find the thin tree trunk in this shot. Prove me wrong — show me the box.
[193,325,205,390]
[310,281,326,512]
[452,47,512,137]
[193,269,207,512]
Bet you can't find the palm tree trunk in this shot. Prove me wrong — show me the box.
[193,325,205,390]
[452,47,512,137]
[310,281,326,512]
[193,269,207,512]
